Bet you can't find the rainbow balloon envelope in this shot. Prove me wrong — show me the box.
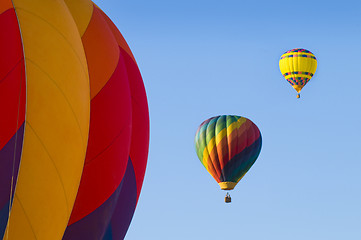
[195,115,262,201]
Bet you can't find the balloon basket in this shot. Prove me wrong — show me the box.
[225,192,231,203]
[296,94,300,98]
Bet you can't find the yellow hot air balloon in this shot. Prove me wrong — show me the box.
[279,48,317,98]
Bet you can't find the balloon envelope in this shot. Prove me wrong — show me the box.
[0,1,149,239]
[195,115,262,190]
[279,48,317,97]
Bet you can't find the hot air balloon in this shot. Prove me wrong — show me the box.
[0,1,149,239]
[194,115,262,203]
[279,48,317,98]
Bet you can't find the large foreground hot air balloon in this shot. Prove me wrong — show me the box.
[194,115,262,203]
[0,1,149,239]
[279,48,317,98]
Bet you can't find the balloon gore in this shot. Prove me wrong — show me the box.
[0,1,149,239]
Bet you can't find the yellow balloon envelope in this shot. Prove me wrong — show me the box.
[279,48,317,98]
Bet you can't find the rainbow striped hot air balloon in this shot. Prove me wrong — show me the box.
[279,48,317,98]
[0,1,149,239]
[194,115,262,203]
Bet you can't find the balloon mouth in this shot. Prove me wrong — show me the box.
[218,182,237,190]
[292,85,303,93]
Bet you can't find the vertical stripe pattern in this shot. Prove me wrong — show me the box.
[3,0,91,239]
[0,0,149,239]
[62,1,149,239]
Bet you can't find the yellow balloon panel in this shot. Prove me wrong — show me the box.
[7,127,70,240]
[63,0,93,36]
[5,0,90,239]
[4,197,37,240]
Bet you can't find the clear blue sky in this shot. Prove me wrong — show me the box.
[94,1,361,239]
